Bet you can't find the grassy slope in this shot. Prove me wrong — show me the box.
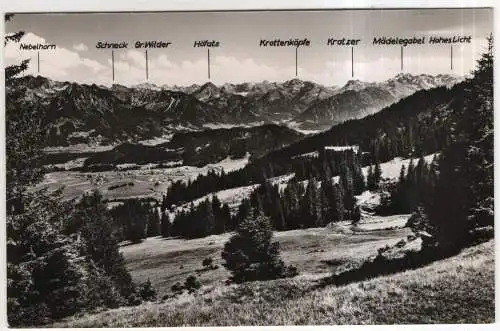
[53,239,494,327]
[120,217,411,297]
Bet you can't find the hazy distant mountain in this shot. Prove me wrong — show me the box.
[192,82,222,101]
[162,83,200,94]
[257,80,467,174]
[133,82,162,91]
[293,86,395,130]
[293,73,462,130]
[11,76,237,145]
[10,73,461,146]
[201,79,338,122]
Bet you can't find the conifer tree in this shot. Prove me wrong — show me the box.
[367,165,375,191]
[283,180,301,229]
[234,198,251,230]
[146,208,160,237]
[352,165,366,195]
[321,177,335,222]
[425,36,494,253]
[352,205,362,224]
[250,190,263,215]
[319,186,330,226]
[374,161,382,188]
[415,155,427,184]
[139,279,157,301]
[221,213,297,283]
[6,15,134,324]
[302,178,321,227]
[391,164,407,213]
[212,195,225,234]
[221,203,231,230]
[117,199,148,242]
[398,164,406,185]
[333,183,345,222]
[5,17,43,213]
[7,191,91,325]
[160,210,171,237]
[197,199,215,237]
[340,166,355,213]
[407,159,415,185]
[73,191,134,297]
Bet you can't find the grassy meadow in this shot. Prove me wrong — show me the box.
[50,215,494,327]
[120,215,411,297]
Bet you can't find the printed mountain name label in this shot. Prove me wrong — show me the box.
[135,41,172,48]
[96,41,128,49]
[326,38,361,46]
[193,40,220,47]
[373,36,425,46]
[19,43,56,50]
[428,35,472,44]
[260,38,311,47]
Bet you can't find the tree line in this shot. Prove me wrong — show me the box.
[6,8,493,323]
[161,77,463,211]
[377,37,494,254]
[164,149,367,239]
[106,149,373,241]
[6,16,157,326]
[376,155,439,215]
[106,147,381,242]
[220,39,494,285]
[162,148,367,207]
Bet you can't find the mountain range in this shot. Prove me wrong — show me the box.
[9,73,461,146]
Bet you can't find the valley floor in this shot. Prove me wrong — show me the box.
[51,215,494,327]
[34,153,251,202]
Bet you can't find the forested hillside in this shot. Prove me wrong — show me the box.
[157,79,465,210]
[5,6,493,325]
[80,124,304,169]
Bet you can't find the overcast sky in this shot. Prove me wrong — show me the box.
[4,9,493,86]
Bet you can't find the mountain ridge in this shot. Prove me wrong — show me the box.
[10,73,462,146]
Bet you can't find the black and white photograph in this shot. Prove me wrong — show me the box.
[2,5,495,327]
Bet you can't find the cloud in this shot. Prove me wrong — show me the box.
[73,43,88,51]
[5,32,486,87]
[82,58,106,72]
[5,32,107,81]
[120,50,146,68]
[109,50,297,86]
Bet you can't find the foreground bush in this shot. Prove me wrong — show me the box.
[139,279,157,301]
[184,275,201,293]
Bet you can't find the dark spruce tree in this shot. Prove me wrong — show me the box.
[138,279,157,301]
[110,199,150,243]
[147,208,161,237]
[7,191,90,325]
[352,205,362,225]
[340,165,355,215]
[222,213,297,283]
[373,161,382,188]
[72,191,134,298]
[366,165,376,191]
[333,183,346,222]
[425,37,493,253]
[6,15,133,325]
[301,177,321,228]
[282,179,302,229]
[171,198,216,238]
[160,210,171,237]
